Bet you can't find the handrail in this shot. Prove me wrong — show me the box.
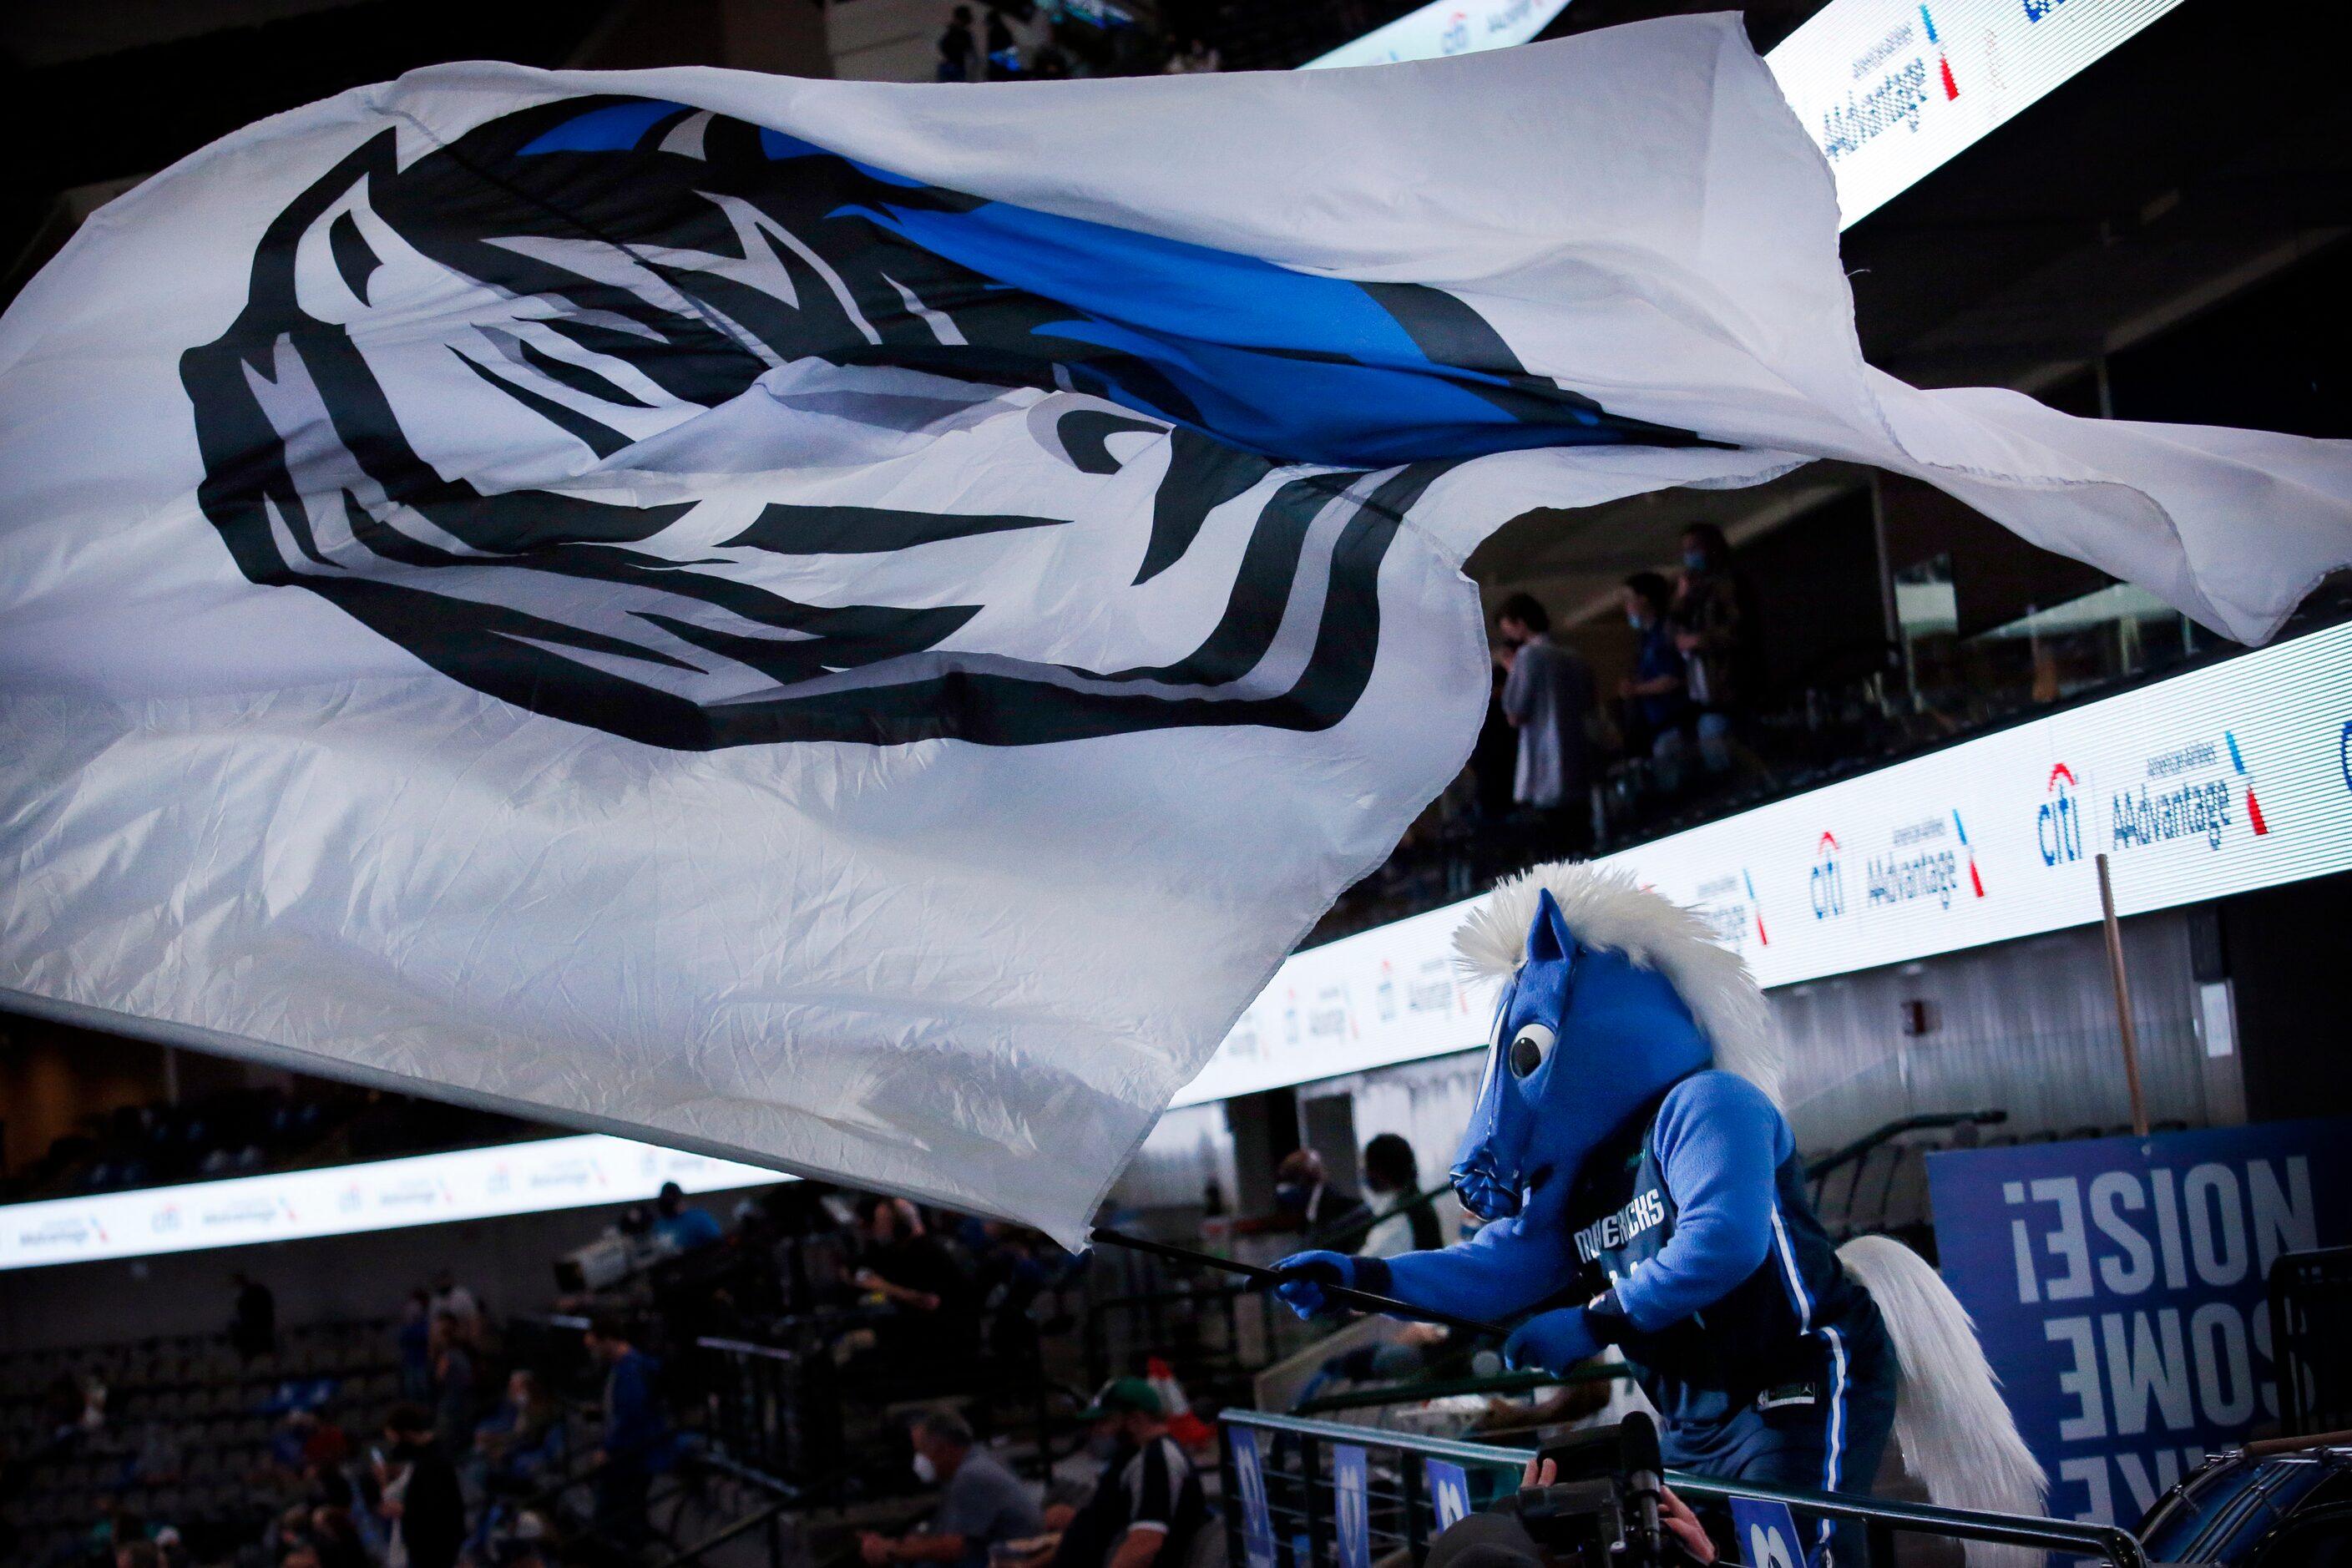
[1803,1110,2006,1181]
[1294,1367,1613,1415]
[1221,1409,2147,1568]
[657,1496,793,1568]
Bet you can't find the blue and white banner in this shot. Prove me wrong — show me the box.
[2,20,2348,1243]
[1333,1444,1372,1568]
[1425,1459,1474,1530]
[1927,1120,2352,1530]
[1727,1497,1805,1568]
[1232,1429,1278,1568]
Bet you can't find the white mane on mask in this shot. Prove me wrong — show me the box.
[1453,860,1783,1107]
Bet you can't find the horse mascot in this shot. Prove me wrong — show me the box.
[1277,863,2043,1566]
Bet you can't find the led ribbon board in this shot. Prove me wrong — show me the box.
[1303,0,2179,228]
[1299,0,1573,69]
[1176,620,2352,1105]
[1763,0,2188,229]
[0,1133,781,1272]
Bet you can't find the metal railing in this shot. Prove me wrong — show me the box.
[1220,1409,2148,1568]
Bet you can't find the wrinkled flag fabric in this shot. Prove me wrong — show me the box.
[2,18,2347,1244]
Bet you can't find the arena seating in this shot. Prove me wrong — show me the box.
[0,1320,401,1565]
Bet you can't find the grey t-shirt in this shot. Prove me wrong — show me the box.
[1501,635,1595,808]
[937,1450,1045,1568]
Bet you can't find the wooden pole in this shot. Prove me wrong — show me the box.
[2095,852,2150,1136]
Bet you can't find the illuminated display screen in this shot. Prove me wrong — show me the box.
[0,1133,783,1272]
[1176,620,2352,1105]
[1299,0,1572,69]
[1763,0,2187,228]
[1303,0,2179,230]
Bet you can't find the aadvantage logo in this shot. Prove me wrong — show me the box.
[2111,731,2269,854]
[1693,870,1769,953]
[2038,762,2087,867]
[1865,812,1980,912]
[1953,809,1985,898]
[1810,832,1846,920]
[1919,3,1960,100]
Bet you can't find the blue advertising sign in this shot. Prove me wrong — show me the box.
[1927,1118,2350,1530]
[1727,1496,1805,1568]
[1333,1444,1371,1568]
[1231,1427,1277,1568]
[1426,1459,1473,1530]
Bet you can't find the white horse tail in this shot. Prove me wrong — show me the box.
[1837,1234,2047,1566]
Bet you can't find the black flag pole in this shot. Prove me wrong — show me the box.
[1089,1227,1515,1339]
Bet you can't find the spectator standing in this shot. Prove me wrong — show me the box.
[653,1181,723,1252]
[984,11,1019,78]
[396,1289,432,1401]
[1669,522,1753,776]
[1495,593,1596,857]
[860,1411,1044,1568]
[428,1314,474,1458]
[853,1197,979,1363]
[230,1272,276,1360]
[426,1269,481,1346]
[1618,572,1689,788]
[377,1404,464,1568]
[937,6,977,82]
[583,1313,669,1549]
[1041,1380,1206,1568]
[1358,1135,1442,1258]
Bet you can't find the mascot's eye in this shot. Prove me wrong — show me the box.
[1507,1022,1555,1079]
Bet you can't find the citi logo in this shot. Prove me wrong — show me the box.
[1810,832,1846,919]
[2038,763,2086,866]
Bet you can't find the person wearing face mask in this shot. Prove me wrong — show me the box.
[860,1412,1044,1568]
[1230,1150,1366,1239]
[1358,1135,1443,1258]
[1667,524,1752,778]
[1037,1380,1207,1568]
[1616,573,1690,791]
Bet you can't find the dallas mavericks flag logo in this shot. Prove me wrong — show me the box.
[180,93,1692,751]
[3,22,2349,1241]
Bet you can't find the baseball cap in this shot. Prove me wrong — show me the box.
[1078,1377,1162,1421]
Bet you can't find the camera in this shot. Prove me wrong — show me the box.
[1428,1415,1681,1568]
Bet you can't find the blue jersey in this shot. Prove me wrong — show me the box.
[1560,1084,1879,1425]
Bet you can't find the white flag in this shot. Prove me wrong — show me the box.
[2,18,2346,1245]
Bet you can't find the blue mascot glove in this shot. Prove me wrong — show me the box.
[1272,1251,1361,1319]
[1502,1308,1602,1373]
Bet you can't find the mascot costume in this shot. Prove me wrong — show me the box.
[1277,864,2044,1565]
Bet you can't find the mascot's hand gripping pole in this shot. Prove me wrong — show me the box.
[1090,1228,1514,1339]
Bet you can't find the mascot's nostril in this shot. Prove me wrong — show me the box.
[1525,1164,1554,1191]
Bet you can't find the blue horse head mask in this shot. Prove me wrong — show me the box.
[1450,888,1715,1221]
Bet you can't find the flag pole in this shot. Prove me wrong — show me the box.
[2094,852,2150,1137]
[1089,1227,1514,1339]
